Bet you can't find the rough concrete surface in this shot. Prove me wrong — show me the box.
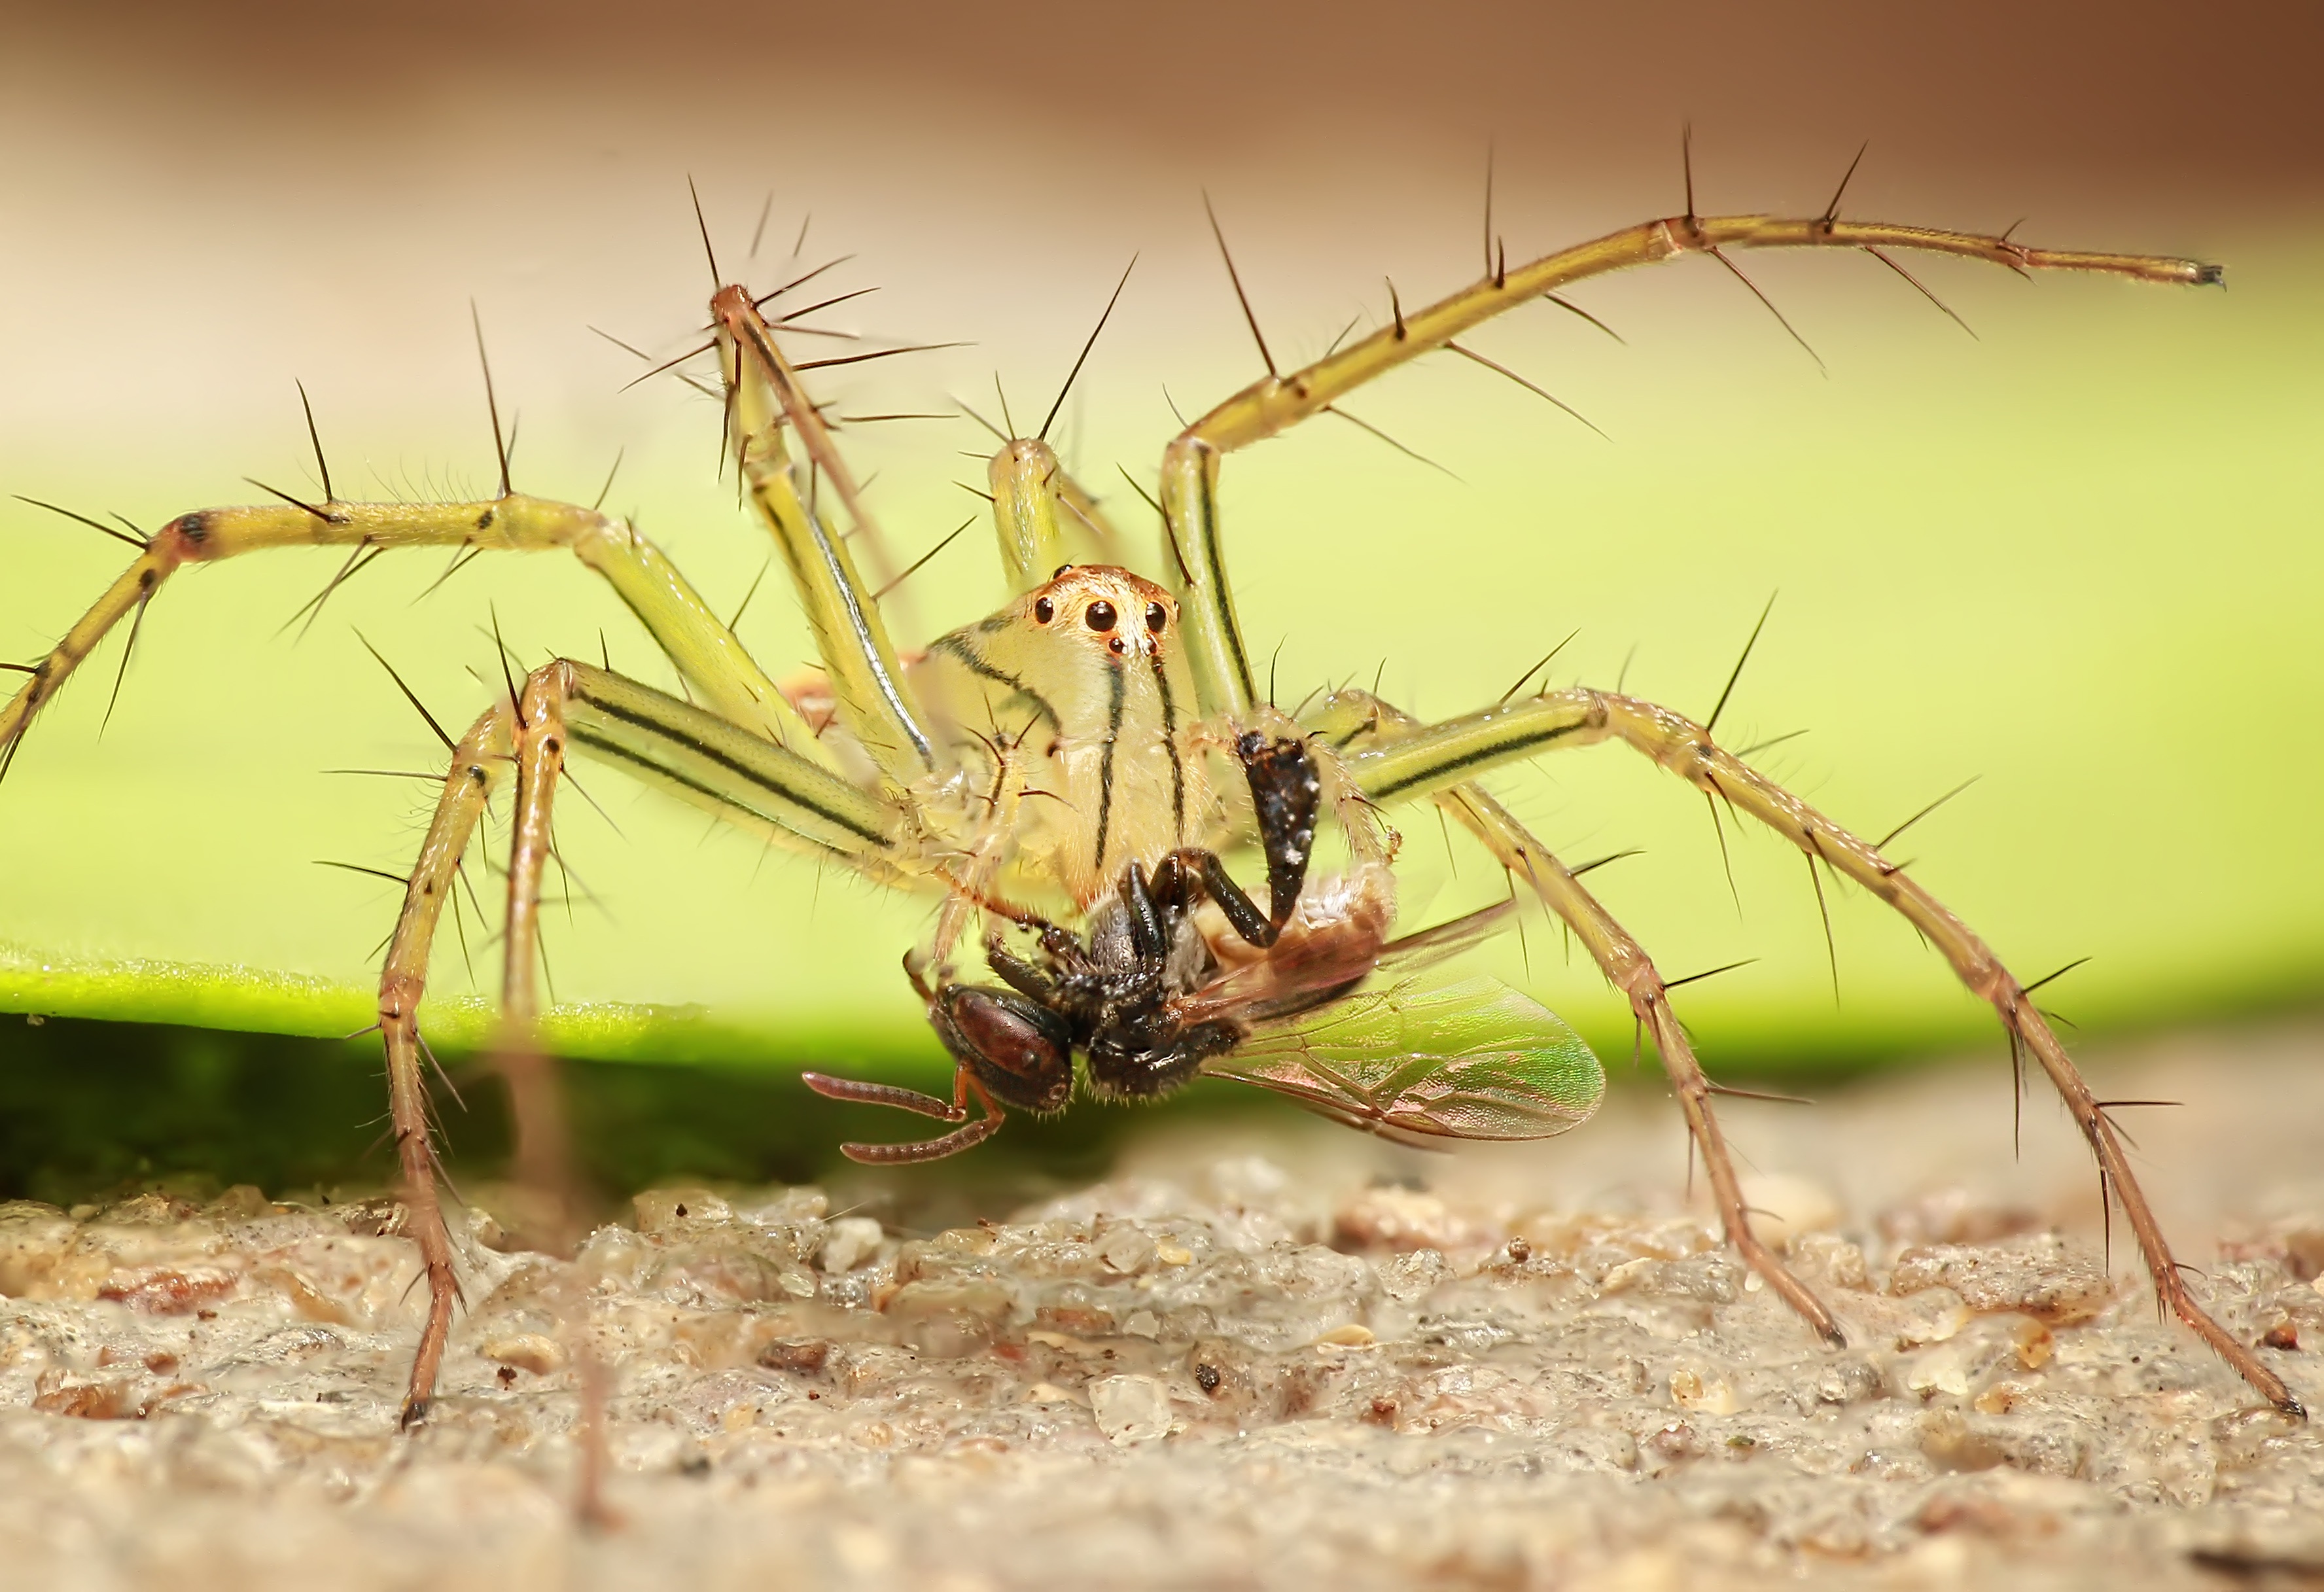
[1,1022,2319,1591]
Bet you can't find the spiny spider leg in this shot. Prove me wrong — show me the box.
[1163,206,2217,718]
[0,494,824,778]
[378,656,919,1421]
[712,285,941,783]
[1303,688,1840,1344]
[1339,684,2300,1416]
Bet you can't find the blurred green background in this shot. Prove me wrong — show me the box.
[1,0,2317,1199]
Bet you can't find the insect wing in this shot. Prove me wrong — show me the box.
[1203,976,1603,1144]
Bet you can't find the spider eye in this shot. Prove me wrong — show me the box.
[1144,602,1167,635]
[1033,597,1055,624]
[1085,600,1117,632]
[1051,564,1074,580]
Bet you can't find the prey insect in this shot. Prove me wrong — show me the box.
[2,154,2300,1432]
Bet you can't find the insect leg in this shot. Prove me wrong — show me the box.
[1164,209,2215,718]
[0,493,827,787]
[1340,684,2301,1416]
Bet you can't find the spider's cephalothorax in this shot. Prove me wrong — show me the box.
[3,188,2295,1421]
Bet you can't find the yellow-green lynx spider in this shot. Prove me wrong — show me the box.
[2,150,2295,1430]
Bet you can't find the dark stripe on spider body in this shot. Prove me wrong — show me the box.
[569,691,894,848]
[1361,722,1589,800]
[926,633,1063,733]
[1093,654,1125,877]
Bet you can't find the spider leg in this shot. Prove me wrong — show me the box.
[0,493,827,785]
[712,287,943,785]
[1163,211,2215,718]
[1340,684,2300,1417]
[1305,687,1839,1345]
[378,658,916,1426]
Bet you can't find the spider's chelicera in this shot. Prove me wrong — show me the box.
[1,173,2296,1426]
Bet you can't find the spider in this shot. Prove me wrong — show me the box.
[1,157,2298,1434]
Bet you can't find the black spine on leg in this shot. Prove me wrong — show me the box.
[1237,731,1321,929]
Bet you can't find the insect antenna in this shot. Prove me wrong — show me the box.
[1203,192,1277,378]
[873,516,974,602]
[1038,256,1136,443]
[1325,406,1460,480]
[12,495,149,550]
[1445,343,1609,440]
[1874,775,1980,851]
[294,380,336,504]
[1498,628,1580,703]
[1704,592,1776,737]
[355,632,456,752]
[470,304,512,498]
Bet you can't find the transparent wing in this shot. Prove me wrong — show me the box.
[1201,976,1604,1146]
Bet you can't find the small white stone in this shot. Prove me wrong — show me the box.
[1089,1373,1172,1443]
[819,1216,885,1273]
[1738,1174,1842,1251]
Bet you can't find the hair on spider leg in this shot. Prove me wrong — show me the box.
[1818,140,1871,230]
[1865,247,1977,340]
[750,254,857,311]
[1038,256,1137,444]
[469,303,514,499]
[1203,192,1278,380]
[726,557,773,633]
[1566,847,1644,878]
[1543,293,1626,345]
[1704,592,1778,739]
[11,494,150,551]
[794,340,971,376]
[1444,343,1610,442]
[1874,775,1981,853]
[873,517,975,604]
[279,539,386,641]
[1661,958,1757,992]
[1325,406,1461,480]
[1498,629,1582,704]
[294,379,338,504]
